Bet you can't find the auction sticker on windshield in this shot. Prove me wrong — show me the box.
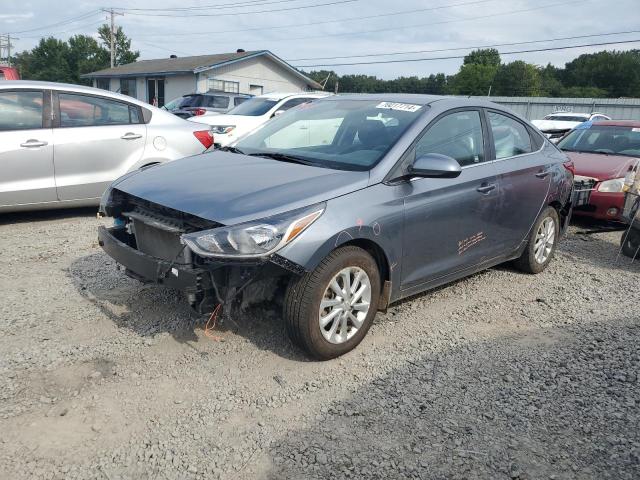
[376,102,422,113]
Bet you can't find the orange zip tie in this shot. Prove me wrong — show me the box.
[204,304,223,341]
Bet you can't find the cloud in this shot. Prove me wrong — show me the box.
[9,0,640,78]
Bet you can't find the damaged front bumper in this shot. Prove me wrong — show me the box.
[98,225,301,314]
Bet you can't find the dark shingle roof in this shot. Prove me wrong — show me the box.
[84,50,262,77]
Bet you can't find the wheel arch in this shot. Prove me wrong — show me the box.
[336,238,391,289]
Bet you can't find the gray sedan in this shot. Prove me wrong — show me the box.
[98,95,574,359]
[0,81,214,213]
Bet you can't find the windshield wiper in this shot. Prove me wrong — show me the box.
[219,146,245,154]
[248,152,316,166]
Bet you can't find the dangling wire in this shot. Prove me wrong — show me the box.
[204,304,223,341]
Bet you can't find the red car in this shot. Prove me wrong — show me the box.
[557,120,640,221]
[0,66,20,80]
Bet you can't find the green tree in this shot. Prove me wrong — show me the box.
[15,37,73,83]
[463,48,501,67]
[493,61,542,96]
[448,63,498,96]
[562,50,640,97]
[67,35,110,84]
[98,24,140,66]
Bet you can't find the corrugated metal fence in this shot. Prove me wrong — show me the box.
[472,96,640,121]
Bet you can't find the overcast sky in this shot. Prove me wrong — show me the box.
[3,0,640,78]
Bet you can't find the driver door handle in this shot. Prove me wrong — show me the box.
[477,184,496,194]
[535,170,550,179]
[20,139,48,148]
[121,132,142,140]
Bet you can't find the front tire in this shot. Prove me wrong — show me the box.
[283,246,381,360]
[514,206,560,274]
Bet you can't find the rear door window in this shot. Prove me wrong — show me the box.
[0,90,44,131]
[58,93,132,127]
[488,111,532,159]
[205,96,230,109]
[278,97,313,112]
[234,97,249,107]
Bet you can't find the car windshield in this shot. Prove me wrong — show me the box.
[227,98,279,116]
[234,99,425,171]
[557,125,640,157]
[544,115,589,122]
[164,95,201,110]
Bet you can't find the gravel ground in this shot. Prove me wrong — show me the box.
[0,208,638,480]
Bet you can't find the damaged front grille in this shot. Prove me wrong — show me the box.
[113,190,222,264]
[573,176,597,208]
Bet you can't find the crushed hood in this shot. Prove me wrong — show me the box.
[113,151,370,225]
[566,151,639,180]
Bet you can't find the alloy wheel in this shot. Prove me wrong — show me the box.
[318,266,372,344]
[534,216,556,264]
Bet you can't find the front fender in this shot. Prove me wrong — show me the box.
[276,184,404,296]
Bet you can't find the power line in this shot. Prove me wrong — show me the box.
[7,10,100,35]
[232,0,591,44]
[122,0,358,17]
[286,29,640,61]
[19,19,106,39]
[116,0,306,12]
[133,0,498,37]
[292,38,640,68]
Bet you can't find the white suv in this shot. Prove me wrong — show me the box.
[532,112,611,142]
[187,92,332,147]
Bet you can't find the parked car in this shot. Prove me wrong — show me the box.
[557,120,640,221]
[188,92,332,147]
[532,112,611,142]
[98,95,573,359]
[163,92,252,119]
[0,66,20,80]
[0,80,215,213]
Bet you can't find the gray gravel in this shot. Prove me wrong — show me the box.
[0,209,638,480]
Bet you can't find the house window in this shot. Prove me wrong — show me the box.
[208,78,240,94]
[96,78,110,91]
[120,78,137,98]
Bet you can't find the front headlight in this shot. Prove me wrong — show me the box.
[181,204,325,258]
[598,178,625,193]
[211,125,236,135]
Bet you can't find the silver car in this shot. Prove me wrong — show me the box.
[0,80,214,213]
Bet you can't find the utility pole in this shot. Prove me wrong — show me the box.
[101,8,123,68]
[0,34,16,66]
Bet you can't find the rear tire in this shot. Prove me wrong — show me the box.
[514,206,560,274]
[283,246,380,360]
[620,229,640,259]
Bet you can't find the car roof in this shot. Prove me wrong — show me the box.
[0,79,150,108]
[591,120,640,127]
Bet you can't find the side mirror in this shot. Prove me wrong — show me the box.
[273,110,286,117]
[409,153,462,178]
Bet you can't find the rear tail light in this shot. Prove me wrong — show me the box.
[563,160,575,176]
[192,108,207,116]
[193,130,214,149]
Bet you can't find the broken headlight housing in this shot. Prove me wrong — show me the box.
[181,203,325,259]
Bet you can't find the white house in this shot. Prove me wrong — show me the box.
[82,50,322,107]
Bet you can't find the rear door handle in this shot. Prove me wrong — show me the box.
[121,133,142,140]
[20,139,48,148]
[535,171,550,179]
[477,184,496,194]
